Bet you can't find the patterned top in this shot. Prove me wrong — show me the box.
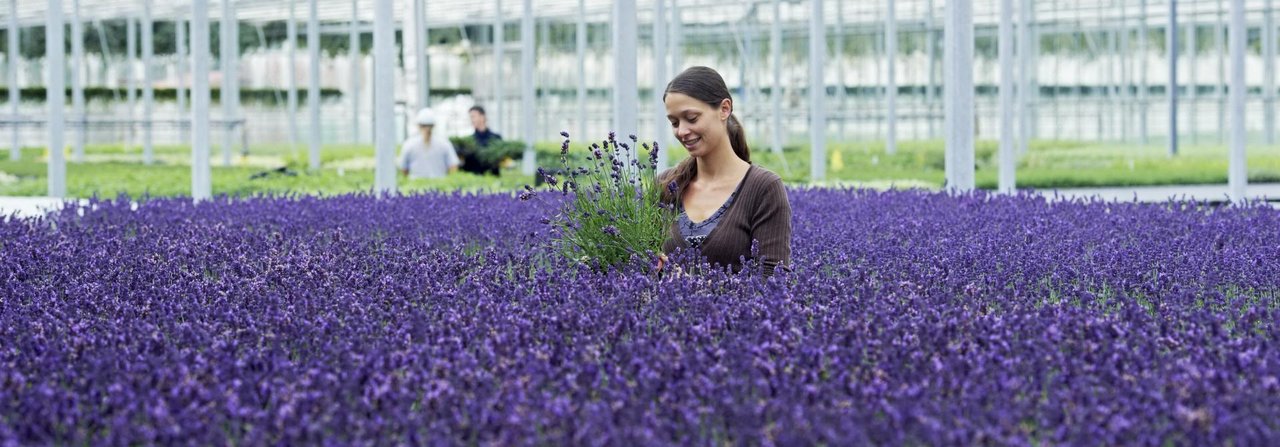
[677,166,752,248]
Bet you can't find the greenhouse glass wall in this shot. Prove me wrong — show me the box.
[1,0,1277,199]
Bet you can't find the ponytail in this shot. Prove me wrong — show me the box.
[726,114,750,163]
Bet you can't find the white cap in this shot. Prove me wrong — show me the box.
[415,108,437,126]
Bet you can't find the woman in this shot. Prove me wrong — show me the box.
[658,66,792,275]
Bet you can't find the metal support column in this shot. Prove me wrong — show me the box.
[771,0,783,159]
[611,0,638,165]
[1017,0,1033,152]
[653,0,668,171]
[834,0,844,140]
[287,0,299,156]
[71,0,85,162]
[177,19,186,132]
[1140,0,1150,145]
[1168,0,1179,156]
[1228,0,1246,201]
[1217,0,1226,144]
[351,0,361,144]
[809,0,826,182]
[926,0,938,139]
[999,0,1016,192]
[521,0,538,174]
[192,0,213,200]
[219,0,238,166]
[886,0,898,154]
[576,0,587,141]
[1188,19,1197,143]
[7,0,18,160]
[374,0,396,195]
[1120,2,1131,142]
[47,0,67,198]
[835,0,845,141]
[945,0,975,190]
[308,0,321,169]
[1265,0,1276,145]
[127,16,136,153]
[411,0,429,109]
[493,0,503,133]
[144,0,155,165]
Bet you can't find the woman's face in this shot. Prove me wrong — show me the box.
[664,92,731,159]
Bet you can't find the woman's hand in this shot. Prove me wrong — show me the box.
[654,253,687,279]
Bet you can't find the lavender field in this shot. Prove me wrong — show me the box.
[2,189,1278,445]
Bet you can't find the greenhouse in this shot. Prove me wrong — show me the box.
[2,0,1279,444]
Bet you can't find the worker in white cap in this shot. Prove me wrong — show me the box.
[399,108,461,179]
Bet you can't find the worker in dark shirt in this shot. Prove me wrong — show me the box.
[469,105,502,147]
[462,105,505,175]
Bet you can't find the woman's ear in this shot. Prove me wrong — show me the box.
[719,98,732,121]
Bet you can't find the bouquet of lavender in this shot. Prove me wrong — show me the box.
[522,131,676,269]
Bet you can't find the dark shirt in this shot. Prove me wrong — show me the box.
[662,165,792,276]
[473,128,502,147]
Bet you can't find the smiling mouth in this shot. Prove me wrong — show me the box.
[681,137,701,149]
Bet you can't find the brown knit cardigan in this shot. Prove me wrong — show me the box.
[661,165,793,275]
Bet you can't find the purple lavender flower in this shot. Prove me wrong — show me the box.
[9,146,1277,447]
